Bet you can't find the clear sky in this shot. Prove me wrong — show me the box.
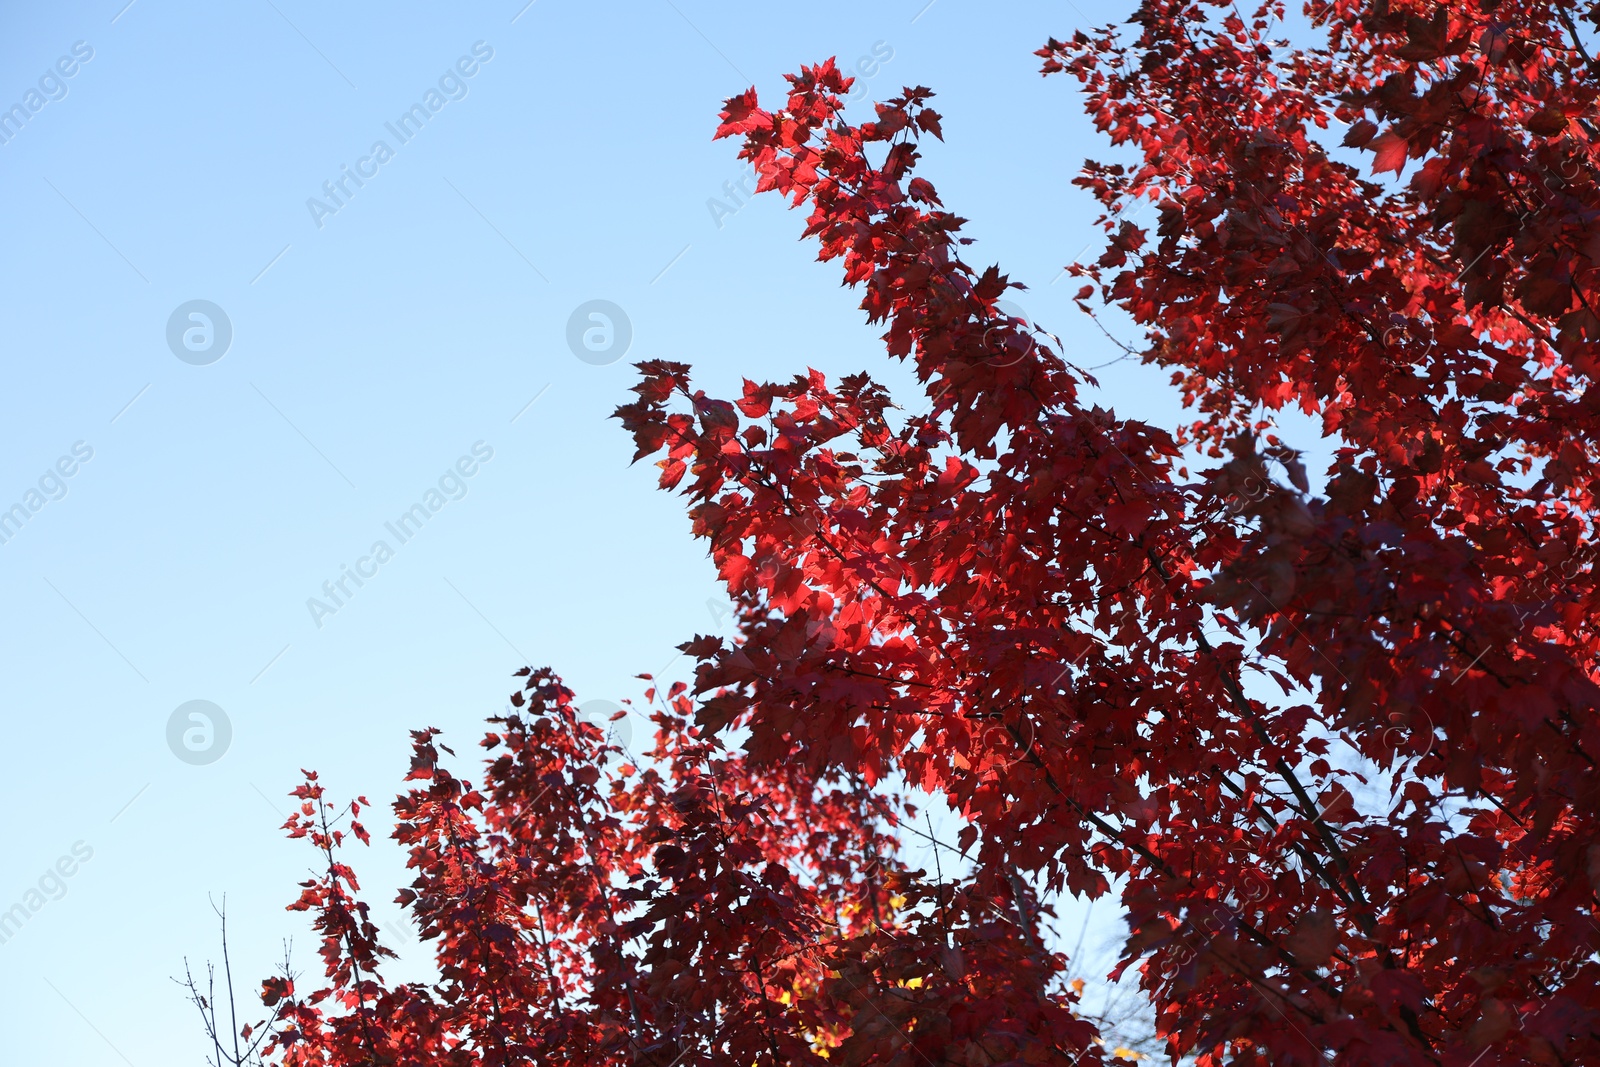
[0,0,1262,1060]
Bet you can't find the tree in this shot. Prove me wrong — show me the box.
[226,2,1600,1063]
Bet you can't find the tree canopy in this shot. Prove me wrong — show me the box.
[217,4,1600,1064]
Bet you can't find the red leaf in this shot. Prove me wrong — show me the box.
[1369,130,1409,175]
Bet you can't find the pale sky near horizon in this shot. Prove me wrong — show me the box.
[0,1,1310,1061]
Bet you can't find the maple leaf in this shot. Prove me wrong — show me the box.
[1368,129,1410,175]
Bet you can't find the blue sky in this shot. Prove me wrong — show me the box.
[0,0,1264,1060]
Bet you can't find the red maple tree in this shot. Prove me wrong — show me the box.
[212,3,1600,1064]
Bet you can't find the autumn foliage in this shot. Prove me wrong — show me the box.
[233,2,1600,1064]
